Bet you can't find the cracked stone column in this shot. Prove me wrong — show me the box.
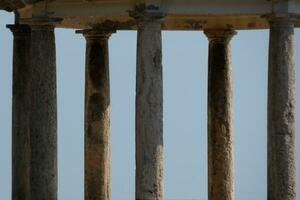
[77,29,114,200]
[7,24,31,200]
[204,29,236,200]
[135,15,164,200]
[27,18,60,200]
[267,16,296,200]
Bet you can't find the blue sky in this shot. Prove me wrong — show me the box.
[0,11,299,200]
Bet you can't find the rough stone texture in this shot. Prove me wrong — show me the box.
[267,16,296,200]
[7,24,31,200]
[0,0,42,10]
[135,18,163,200]
[81,29,112,200]
[29,24,57,200]
[0,0,24,10]
[204,29,236,200]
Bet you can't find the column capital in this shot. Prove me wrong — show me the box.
[129,5,165,25]
[6,24,31,36]
[20,17,62,30]
[204,29,237,43]
[264,14,298,28]
[76,28,116,40]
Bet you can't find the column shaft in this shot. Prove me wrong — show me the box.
[267,17,296,200]
[7,24,31,200]
[135,19,163,200]
[81,30,112,200]
[205,30,236,200]
[29,24,57,200]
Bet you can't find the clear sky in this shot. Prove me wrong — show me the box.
[0,11,299,200]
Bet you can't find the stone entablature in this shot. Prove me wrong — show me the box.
[1,0,300,29]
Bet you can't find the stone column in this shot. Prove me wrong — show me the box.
[135,15,164,200]
[267,16,296,200]
[27,18,60,200]
[76,29,114,200]
[7,24,31,200]
[204,29,236,200]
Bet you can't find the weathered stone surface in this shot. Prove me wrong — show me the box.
[0,0,40,10]
[135,18,164,200]
[0,0,24,10]
[80,29,112,200]
[12,0,300,30]
[29,23,57,200]
[7,24,31,200]
[204,29,236,200]
[267,16,296,200]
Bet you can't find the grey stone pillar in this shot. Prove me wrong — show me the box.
[77,29,113,200]
[27,19,59,200]
[267,16,296,200]
[204,29,236,200]
[7,24,31,200]
[135,16,164,200]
